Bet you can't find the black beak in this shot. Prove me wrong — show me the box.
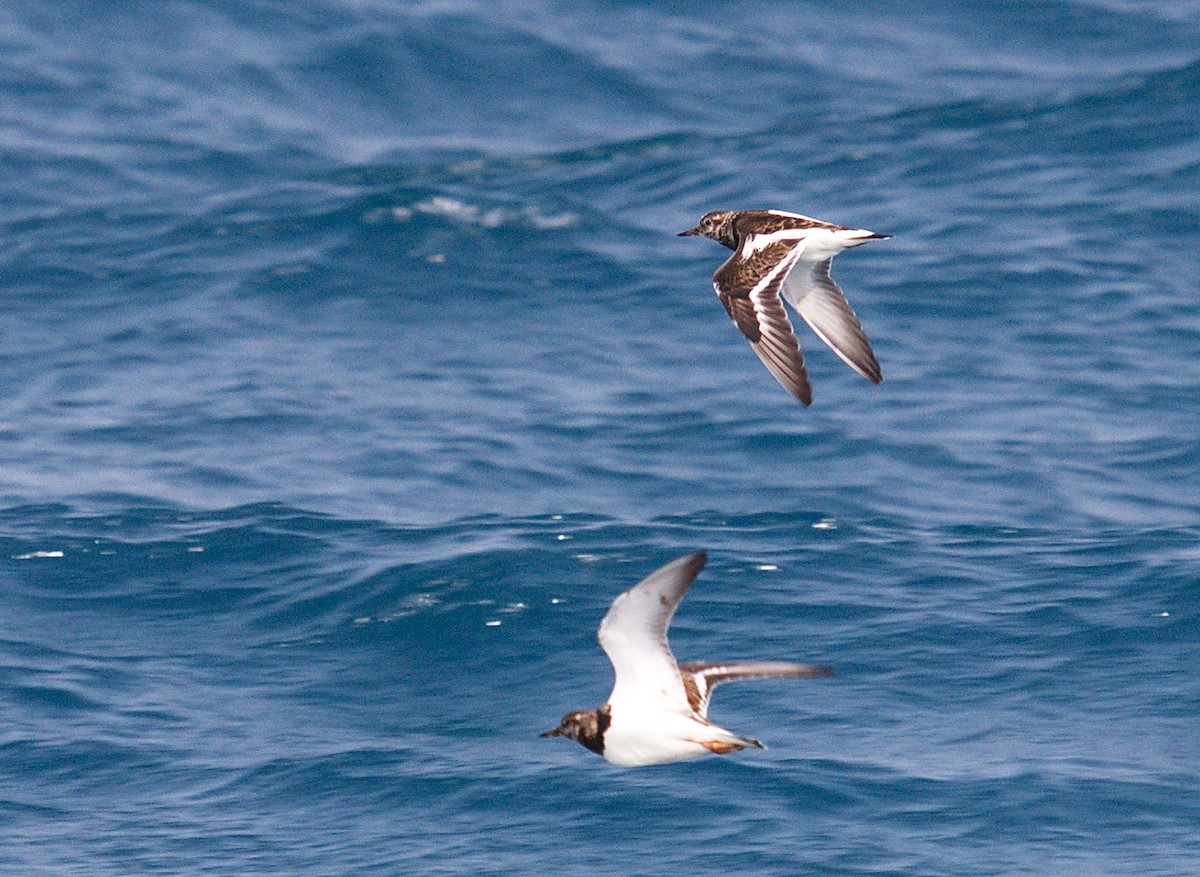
[678,227,700,236]
[540,727,562,738]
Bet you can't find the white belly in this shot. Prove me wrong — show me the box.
[601,710,726,767]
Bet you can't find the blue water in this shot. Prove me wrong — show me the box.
[3,2,1200,874]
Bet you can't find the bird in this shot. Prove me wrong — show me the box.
[541,551,833,767]
[679,208,887,406]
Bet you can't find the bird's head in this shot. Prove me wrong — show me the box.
[540,706,610,756]
[678,210,738,247]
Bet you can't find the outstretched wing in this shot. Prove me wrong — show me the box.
[782,258,882,384]
[598,552,707,715]
[678,661,834,718]
[713,238,813,405]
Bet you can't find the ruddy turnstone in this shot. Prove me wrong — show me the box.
[679,209,887,406]
[541,551,833,767]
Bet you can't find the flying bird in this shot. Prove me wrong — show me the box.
[680,208,886,405]
[542,551,832,767]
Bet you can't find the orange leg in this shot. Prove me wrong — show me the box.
[700,740,746,755]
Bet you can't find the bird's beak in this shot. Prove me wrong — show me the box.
[540,727,562,738]
[678,226,700,236]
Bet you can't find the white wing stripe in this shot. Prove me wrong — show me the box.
[766,209,821,221]
[741,228,811,258]
[748,246,805,300]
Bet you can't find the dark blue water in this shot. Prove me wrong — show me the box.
[3,2,1200,874]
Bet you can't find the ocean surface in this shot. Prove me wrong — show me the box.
[2,2,1200,874]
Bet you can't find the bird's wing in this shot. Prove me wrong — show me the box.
[678,661,834,718]
[781,258,881,384]
[713,237,813,405]
[598,552,707,715]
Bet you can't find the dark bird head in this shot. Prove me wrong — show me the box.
[540,706,611,756]
[678,210,739,249]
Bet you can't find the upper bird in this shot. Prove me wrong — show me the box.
[679,209,886,406]
[541,551,833,767]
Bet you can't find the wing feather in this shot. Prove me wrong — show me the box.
[782,258,882,384]
[678,661,834,718]
[598,552,707,715]
[713,238,813,405]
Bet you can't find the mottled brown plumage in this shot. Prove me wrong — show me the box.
[680,209,887,406]
[540,704,611,755]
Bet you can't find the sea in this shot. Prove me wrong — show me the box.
[2,2,1199,875]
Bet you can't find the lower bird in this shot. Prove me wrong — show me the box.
[541,551,833,767]
[679,208,887,406]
